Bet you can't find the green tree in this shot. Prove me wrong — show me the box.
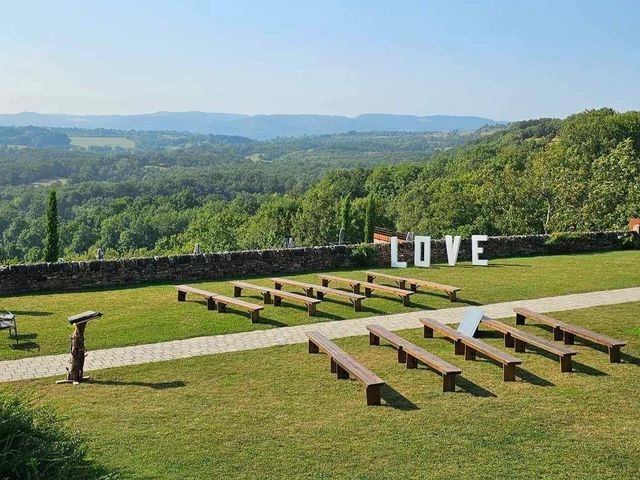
[338,195,351,242]
[43,189,59,262]
[364,194,376,243]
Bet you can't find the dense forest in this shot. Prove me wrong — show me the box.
[0,108,638,264]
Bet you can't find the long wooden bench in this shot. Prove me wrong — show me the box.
[421,318,522,381]
[271,278,365,311]
[366,324,461,391]
[306,331,384,405]
[318,274,414,306]
[176,285,264,322]
[231,281,321,316]
[365,271,461,302]
[514,307,627,363]
[480,317,577,372]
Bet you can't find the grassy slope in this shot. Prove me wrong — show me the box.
[69,136,135,148]
[1,250,638,360]
[3,302,639,479]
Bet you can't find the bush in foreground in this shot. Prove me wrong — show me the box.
[0,393,120,480]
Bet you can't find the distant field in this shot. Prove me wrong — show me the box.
[30,177,68,187]
[70,136,135,148]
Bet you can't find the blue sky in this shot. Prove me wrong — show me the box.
[1,0,639,120]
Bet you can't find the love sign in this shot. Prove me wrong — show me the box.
[390,235,488,268]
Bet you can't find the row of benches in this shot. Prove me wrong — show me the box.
[176,271,461,322]
[307,308,626,405]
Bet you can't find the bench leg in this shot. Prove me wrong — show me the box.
[364,287,372,298]
[554,326,564,341]
[560,355,572,372]
[177,291,186,302]
[406,353,418,369]
[353,284,361,294]
[330,358,336,373]
[464,346,476,361]
[274,283,282,290]
[514,338,526,353]
[398,280,406,289]
[233,286,242,297]
[307,303,316,317]
[336,364,349,380]
[353,299,362,312]
[397,348,407,363]
[317,291,325,300]
[367,275,374,283]
[504,333,515,348]
[207,298,216,311]
[448,291,457,302]
[305,288,314,298]
[250,310,260,323]
[564,332,575,345]
[423,325,434,338]
[216,302,226,313]
[410,284,418,292]
[454,340,465,355]
[366,384,381,406]
[308,340,319,354]
[264,292,273,305]
[369,332,380,345]
[402,295,410,307]
[321,279,329,287]
[515,313,525,325]
[443,373,456,392]
[503,364,516,382]
[609,346,621,363]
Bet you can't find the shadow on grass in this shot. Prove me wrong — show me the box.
[380,384,419,410]
[256,316,288,328]
[9,333,40,351]
[89,379,187,389]
[456,376,496,398]
[516,367,555,386]
[572,361,608,376]
[621,352,640,366]
[8,310,54,317]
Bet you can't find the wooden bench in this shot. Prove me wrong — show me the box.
[271,277,365,311]
[366,324,461,391]
[365,271,461,302]
[318,274,414,306]
[176,285,264,322]
[480,317,577,372]
[0,312,18,347]
[232,281,321,316]
[514,307,627,363]
[306,331,384,405]
[176,285,217,310]
[421,318,522,381]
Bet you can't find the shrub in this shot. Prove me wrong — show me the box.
[0,393,120,480]
[349,244,378,267]
[544,232,588,253]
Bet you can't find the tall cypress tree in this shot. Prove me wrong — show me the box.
[338,195,351,241]
[364,194,375,243]
[44,189,59,262]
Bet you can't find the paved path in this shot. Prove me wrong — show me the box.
[2,287,639,383]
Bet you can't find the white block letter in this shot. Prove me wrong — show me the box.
[472,235,488,266]
[414,236,431,267]
[390,236,407,268]
[445,235,461,266]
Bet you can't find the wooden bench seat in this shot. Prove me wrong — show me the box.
[366,324,461,391]
[231,281,321,316]
[480,317,577,372]
[421,318,522,381]
[365,271,461,302]
[318,274,414,306]
[271,278,365,311]
[306,331,384,405]
[176,285,217,310]
[176,285,264,322]
[514,307,627,363]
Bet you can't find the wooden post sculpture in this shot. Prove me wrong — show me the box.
[57,311,102,385]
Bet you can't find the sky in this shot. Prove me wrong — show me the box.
[1,0,639,121]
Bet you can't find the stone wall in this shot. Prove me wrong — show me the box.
[0,231,634,295]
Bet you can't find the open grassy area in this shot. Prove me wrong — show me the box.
[3,301,639,479]
[1,250,639,360]
[70,136,135,148]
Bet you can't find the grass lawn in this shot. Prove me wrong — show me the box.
[3,301,639,479]
[70,136,135,148]
[1,250,638,360]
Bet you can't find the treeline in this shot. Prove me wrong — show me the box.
[0,126,70,147]
[1,109,638,263]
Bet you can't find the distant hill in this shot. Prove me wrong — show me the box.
[0,111,505,140]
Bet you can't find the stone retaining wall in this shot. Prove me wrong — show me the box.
[0,231,633,295]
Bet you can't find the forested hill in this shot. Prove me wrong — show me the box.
[1,108,638,264]
[0,111,503,140]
